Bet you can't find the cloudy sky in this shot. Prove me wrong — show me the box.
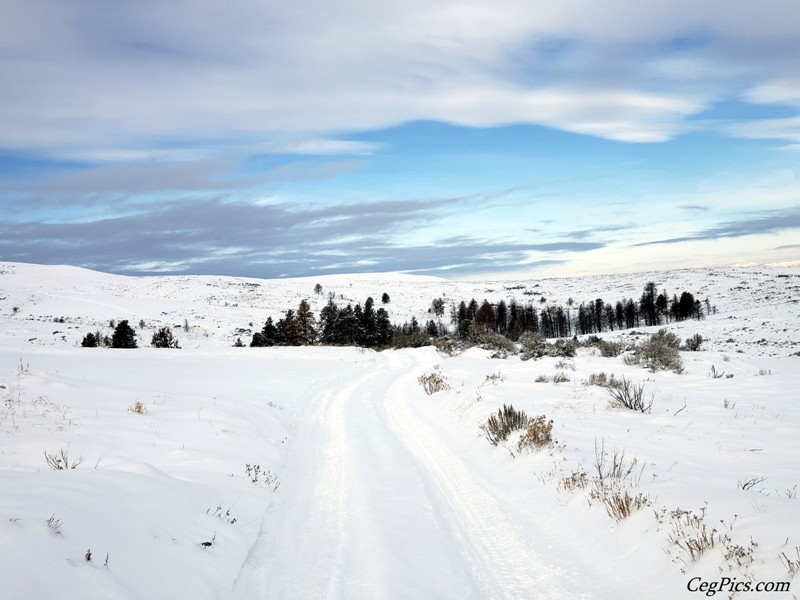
[1,0,799,279]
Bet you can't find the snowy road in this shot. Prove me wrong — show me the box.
[231,351,594,599]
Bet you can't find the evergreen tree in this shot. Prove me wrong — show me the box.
[251,317,279,346]
[296,299,317,345]
[640,282,658,326]
[111,320,137,348]
[474,300,496,332]
[615,301,625,330]
[430,297,445,317]
[151,326,179,348]
[375,308,392,345]
[593,299,605,333]
[319,299,340,344]
[425,319,439,337]
[336,304,360,345]
[604,304,616,332]
[81,332,99,347]
[624,298,637,329]
[456,301,470,338]
[360,297,378,345]
[495,299,508,335]
[278,309,302,346]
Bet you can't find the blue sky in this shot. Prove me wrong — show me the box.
[1,0,799,279]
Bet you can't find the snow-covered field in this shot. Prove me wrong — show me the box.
[1,261,799,599]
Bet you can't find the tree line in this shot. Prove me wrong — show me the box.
[435,282,707,342]
[250,297,392,348]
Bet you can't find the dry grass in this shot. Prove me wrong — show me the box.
[558,469,589,492]
[418,370,449,395]
[128,400,147,414]
[589,480,650,521]
[516,415,554,452]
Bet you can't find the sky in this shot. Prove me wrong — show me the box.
[1,0,799,280]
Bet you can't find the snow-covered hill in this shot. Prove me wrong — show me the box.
[1,261,799,598]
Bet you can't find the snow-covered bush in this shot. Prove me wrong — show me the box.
[629,328,684,373]
[519,333,577,361]
[466,325,517,357]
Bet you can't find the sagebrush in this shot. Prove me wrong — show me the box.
[480,404,529,446]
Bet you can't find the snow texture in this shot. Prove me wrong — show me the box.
[1,261,799,599]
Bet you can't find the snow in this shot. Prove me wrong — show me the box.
[1,261,799,598]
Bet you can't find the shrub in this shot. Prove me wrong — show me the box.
[418,371,449,395]
[598,340,624,357]
[588,480,650,521]
[606,377,653,412]
[593,439,642,484]
[552,338,578,357]
[588,440,648,520]
[519,333,577,361]
[558,469,588,492]
[534,374,549,383]
[683,333,703,351]
[387,330,430,349]
[44,449,83,470]
[584,372,622,388]
[519,332,547,361]
[516,415,554,452]
[151,326,180,348]
[634,328,683,373]
[480,404,529,446]
[665,508,717,564]
[552,371,570,384]
[467,325,517,357]
[432,335,466,356]
[708,365,726,379]
[128,400,147,414]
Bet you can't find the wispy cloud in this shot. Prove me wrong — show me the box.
[632,207,800,247]
[1,0,799,160]
[0,193,608,277]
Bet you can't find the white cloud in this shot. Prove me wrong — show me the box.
[0,0,798,158]
[727,116,800,145]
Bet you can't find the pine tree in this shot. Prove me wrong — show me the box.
[296,299,317,345]
[111,320,137,348]
[474,300,496,332]
[81,332,99,347]
[151,326,179,348]
[495,300,507,335]
[375,308,392,345]
[360,297,378,346]
[278,309,302,346]
[319,299,340,345]
[640,282,658,326]
[251,317,279,346]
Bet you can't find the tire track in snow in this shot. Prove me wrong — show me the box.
[232,351,592,599]
[383,351,593,599]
